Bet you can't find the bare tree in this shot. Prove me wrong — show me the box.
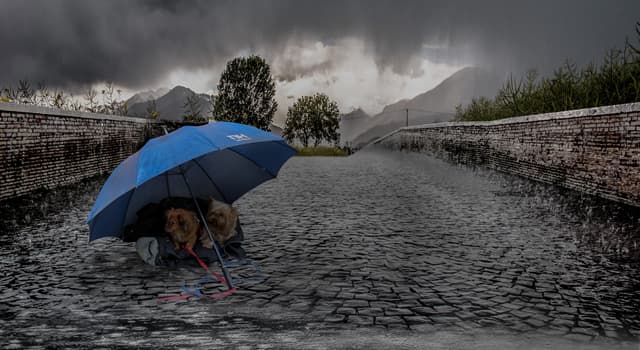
[145,98,159,119]
[84,88,98,113]
[17,80,35,104]
[52,90,67,109]
[36,82,50,107]
[182,91,204,122]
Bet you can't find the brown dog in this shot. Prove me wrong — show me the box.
[203,198,238,247]
[164,208,200,251]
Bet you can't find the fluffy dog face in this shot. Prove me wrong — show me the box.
[205,198,238,245]
[164,208,200,250]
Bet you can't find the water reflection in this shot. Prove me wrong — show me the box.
[485,172,640,265]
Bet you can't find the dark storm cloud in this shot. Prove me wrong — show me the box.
[1,0,638,90]
[273,60,334,83]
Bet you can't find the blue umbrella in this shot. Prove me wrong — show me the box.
[87,121,296,287]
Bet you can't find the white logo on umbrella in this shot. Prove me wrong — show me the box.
[227,134,251,142]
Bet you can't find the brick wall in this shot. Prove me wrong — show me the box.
[376,103,640,207]
[0,103,157,201]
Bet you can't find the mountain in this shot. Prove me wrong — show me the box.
[350,67,503,147]
[125,87,170,106]
[126,86,284,134]
[339,108,371,145]
[127,86,210,121]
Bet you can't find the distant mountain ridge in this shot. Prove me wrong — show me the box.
[125,86,283,136]
[126,86,210,121]
[348,66,503,147]
[126,87,170,106]
[339,108,371,144]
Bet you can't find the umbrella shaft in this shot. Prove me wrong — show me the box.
[179,170,235,289]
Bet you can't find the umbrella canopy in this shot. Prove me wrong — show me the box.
[87,121,296,241]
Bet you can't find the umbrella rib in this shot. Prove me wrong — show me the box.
[119,188,135,237]
[226,147,276,178]
[165,171,171,197]
[192,158,230,204]
[271,139,297,154]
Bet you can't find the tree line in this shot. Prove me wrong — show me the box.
[455,22,640,121]
[1,55,341,147]
[213,55,339,146]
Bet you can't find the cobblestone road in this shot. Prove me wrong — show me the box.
[1,148,639,349]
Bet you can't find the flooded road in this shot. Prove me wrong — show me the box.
[1,148,639,349]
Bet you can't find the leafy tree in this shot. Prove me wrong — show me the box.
[182,91,205,122]
[284,93,340,147]
[213,55,277,130]
[283,102,310,146]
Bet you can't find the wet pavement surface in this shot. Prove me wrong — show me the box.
[1,148,640,349]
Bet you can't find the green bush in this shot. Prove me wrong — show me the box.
[455,22,640,122]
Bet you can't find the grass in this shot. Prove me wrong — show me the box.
[293,146,349,156]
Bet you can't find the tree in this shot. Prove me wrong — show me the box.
[99,82,127,115]
[17,80,35,104]
[207,94,216,121]
[35,82,50,107]
[145,98,159,119]
[84,88,98,113]
[284,93,340,147]
[52,90,67,109]
[182,91,204,122]
[213,55,277,130]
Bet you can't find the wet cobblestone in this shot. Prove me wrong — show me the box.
[1,148,640,348]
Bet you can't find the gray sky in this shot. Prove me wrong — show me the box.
[1,0,639,116]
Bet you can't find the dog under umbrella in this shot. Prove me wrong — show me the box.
[87,121,297,289]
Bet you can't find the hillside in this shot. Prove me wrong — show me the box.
[339,108,371,145]
[125,88,169,106]
[350,67,502,147]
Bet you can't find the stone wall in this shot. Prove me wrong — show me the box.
[0,103,158,201]
[376,103,640,207]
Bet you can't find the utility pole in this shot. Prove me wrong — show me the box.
[406,108,409,127]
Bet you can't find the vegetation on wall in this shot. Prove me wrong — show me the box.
[455,22,640,121]
[0,81,129,116]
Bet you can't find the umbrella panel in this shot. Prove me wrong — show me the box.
[89,147,277,241]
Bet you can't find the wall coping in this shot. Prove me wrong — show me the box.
[0,102,158,124]
[375,102,640,143]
